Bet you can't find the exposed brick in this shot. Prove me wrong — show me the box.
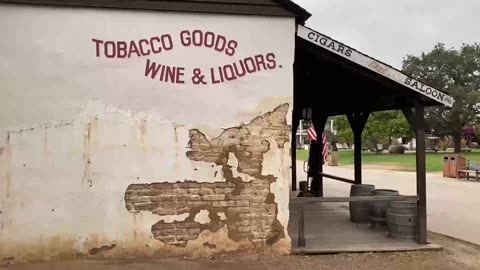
[202,194,225,201]
[155,228,188,236]
[187,201,210,208]
[177,207,190,215]
[154,235,176,243]
[226,194,250,201]
[214,188,233,194]
[199,188,214,195]
[150,195,176,202]
[261,219,274,226]
[150,188,176,196]
[245,145,269,153]
[186,188,200,194]
[252,190,270,197]
[262,225,272,232]
[236,200,250,207]
[176,189,188,195]
[236,226,251,233]
[239,213,251,220]
[171,240,188,247]
[251,179,272,185]
[125,196,150,204]
[233,220,251,226]
[249,208,272,215]
[152,223,176,230]
[177,234,199,241]
[261,203,276,215]
[251,152,263,159]
[253,231,269,239]
[157,202,177,209]
[240,168,260,175]
[212,201,228,207]
[250,203,261,209]
[251,225,261,232]
[132,203,158,211]
[182,182,201,188]
[250,197,265,203]
[188,228,201,234]
[125,203,134,211]
[252,184,270,190]
[151,183,174,189]
[200,183,216,189]
[250,213,274,220]
[187,194,203,201]
[252,239,266,246]
[128,184,151,190]
[176,222,200,228]
[213,182,229,188]
[250,220,262,226]
[126,189,158,196]
[152,208,177,215]
[238,186,252,194]
[240,139,261,147]
[124,104,289,247]
[227,207,250,213]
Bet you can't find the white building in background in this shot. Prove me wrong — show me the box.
[295,117,336,149]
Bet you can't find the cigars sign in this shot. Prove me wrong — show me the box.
[91,30,279,85]
[296,25,455,108]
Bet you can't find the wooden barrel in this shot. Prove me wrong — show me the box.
[386,201,417,239]
[369,189,400,227]
[349,184,375,223]
[299,181,308,191]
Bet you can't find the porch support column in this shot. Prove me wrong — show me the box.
[291,107,301,191]
[415,103,427,244]
[347,112,370,184]
[310,113,327,197]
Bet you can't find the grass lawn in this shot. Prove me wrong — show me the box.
[296,149,480,172]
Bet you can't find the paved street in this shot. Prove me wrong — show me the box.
[294,161,480,245]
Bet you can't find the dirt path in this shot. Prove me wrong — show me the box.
[2,232,479,270]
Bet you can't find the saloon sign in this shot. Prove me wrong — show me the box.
[297,25,454,108]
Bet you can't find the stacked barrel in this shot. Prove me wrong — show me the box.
[349,184,418,240]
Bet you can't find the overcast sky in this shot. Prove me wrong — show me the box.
[294,0,479,69]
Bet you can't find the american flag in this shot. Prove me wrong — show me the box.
[307,126,327,161]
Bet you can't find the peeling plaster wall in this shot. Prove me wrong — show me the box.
[0,3,295,261]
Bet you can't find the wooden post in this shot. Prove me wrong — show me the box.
[401,108,417,131]
[415,104,427,244]
[353,132,362,184]
[347,112,370,185]
[311,114,327,197]
[291,112,300,191]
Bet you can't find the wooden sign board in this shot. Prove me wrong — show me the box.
[297,25,454,108]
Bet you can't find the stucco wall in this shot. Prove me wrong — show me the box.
[0,3,295,261]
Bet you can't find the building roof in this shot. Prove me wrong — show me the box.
[0,0,311,24]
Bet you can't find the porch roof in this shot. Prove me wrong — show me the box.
[294,25,454,116]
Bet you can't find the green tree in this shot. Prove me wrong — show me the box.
[362,111,413,152]
[333,115,354,148]
[334,110,413,152]
[402,42,480,153]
